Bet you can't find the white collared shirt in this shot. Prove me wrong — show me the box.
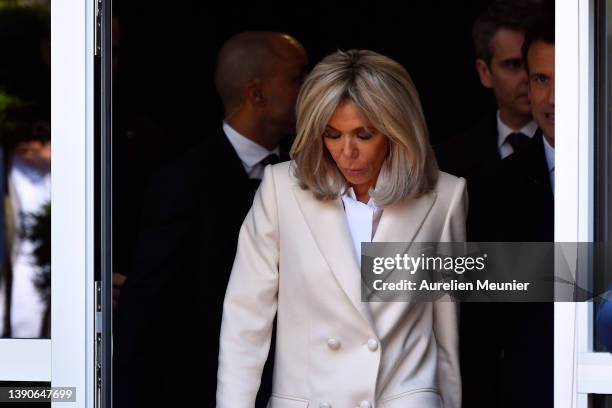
[542,135,555,196]
[222,122,280,179]
[341,189,383,265]
[497,110,538,159]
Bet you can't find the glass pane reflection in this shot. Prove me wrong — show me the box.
[0,0,51,339]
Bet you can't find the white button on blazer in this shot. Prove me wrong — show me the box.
[216,161,467,408]
[327,338,341,350]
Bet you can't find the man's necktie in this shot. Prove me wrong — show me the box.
[250,154,280,191]
[260,153,280,167]
[506,132,529,155]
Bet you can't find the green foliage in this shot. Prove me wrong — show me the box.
[0,2,50,104]
[22,201,50,303]
[0,90,20,113]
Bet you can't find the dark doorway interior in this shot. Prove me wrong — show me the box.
[112,1,496,407]
[111,1,495,275]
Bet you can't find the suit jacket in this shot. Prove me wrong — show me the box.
[216,162,467,408]
[435,112,501,185]
[452,129,554,407]
[116,128,275,408]
[467,129,554,242]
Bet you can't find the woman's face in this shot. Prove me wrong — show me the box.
[323,101,389,194]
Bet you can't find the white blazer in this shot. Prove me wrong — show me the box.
[217,161,467,408]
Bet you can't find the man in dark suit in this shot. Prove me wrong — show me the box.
[491,17,555,407]
[474,9,555,242]
[436,0,539,184]
[438,4,556,407]
[115,32,308,408]
[464,126,554,406]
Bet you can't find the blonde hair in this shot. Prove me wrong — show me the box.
[291,49,438,207]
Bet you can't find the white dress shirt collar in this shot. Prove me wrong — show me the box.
[340,169,386,264]
[222,122,280,178]
[343,186,377,208]
[497,110,538,159]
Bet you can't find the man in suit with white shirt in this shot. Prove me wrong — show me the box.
[436,0,541,184]
[471,10,555,241]
[116,31,308,408]
[522,16,555,192]
[435,1,555,406]
[460,12,556,407]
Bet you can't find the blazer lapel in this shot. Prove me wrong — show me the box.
[363,192,437,300]
[292,185,374,329]
[373,192,437,243]
[527,130,554,198]
[293,183,438,326]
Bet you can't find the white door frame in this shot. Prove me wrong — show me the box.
[556,0,612,407]
[50,0,96,406]
[0,340,50,381]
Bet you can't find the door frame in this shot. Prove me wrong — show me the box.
[50,0,96,406]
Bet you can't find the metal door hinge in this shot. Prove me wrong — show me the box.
[94,0,102,56]
[94,281,103,408]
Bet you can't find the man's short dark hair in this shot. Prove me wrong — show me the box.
[0,104,50,150]
[521,12,555,73]
[472,0,542,66]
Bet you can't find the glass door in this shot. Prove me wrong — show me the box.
[0,0,98,406]
[0,0,52,393]
[556,0,612,406]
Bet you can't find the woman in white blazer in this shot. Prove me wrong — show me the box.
[217,50,467,408]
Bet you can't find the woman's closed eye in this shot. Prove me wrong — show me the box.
[356,129,374,140]
[323,128,342,139]
[324,127,376,140]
